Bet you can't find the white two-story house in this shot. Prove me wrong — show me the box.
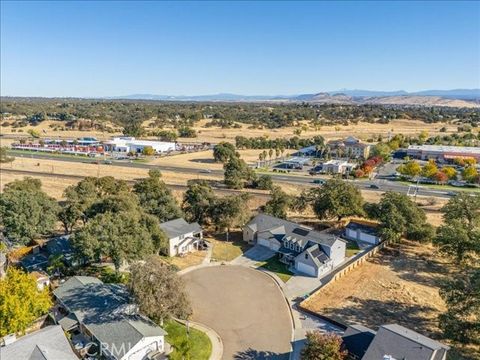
[244,214,346,277]
[159,218,203,257]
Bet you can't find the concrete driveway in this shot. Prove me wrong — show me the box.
[182,265,292,359]
[231,245,276,267]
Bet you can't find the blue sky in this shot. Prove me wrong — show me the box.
[1,1,479,97]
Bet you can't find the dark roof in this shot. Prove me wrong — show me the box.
[20,252,49,272]
[159,218,202,239]
[299,244,330,267]
[0,325,78,360]
[45,236,74,256]
[346,222,379,237]
[53,276,166,359]
[246,213,341,249]
[342,324,376,359]
[362,324,449,360]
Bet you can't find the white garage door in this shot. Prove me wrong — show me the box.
[346,228,357,239]
[296,262,317,277]
[359,233,378,244]
[258,238,271,249]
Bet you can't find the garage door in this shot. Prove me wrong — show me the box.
[258,238,271,249]
[359,233,378,244]
[296,262,317,277]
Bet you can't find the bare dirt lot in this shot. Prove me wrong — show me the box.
[302,240,450,339]
[182,265,292,360]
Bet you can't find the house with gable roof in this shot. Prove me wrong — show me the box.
[243,213,346,277]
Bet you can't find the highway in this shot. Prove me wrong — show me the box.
[6,151,456,199]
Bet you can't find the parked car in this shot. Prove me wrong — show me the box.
[369,184,380,189]
[312,179,325,185]
[199,169,212,173]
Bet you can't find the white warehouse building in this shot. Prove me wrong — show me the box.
[105,137,176,154]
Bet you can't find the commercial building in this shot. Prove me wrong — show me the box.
[406,145,480,162]
[320,160,357,174]
[104,137,176,154]
[327,136,371,159]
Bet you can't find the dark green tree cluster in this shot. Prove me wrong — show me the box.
[0,178,59,245]
[3,98,476,131]
[213,142,237,163]
[223,155,257,189]
[235,135,324,150]
[365,192,434,242]
[182,180,251,240]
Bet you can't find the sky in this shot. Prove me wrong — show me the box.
[1,1,479,97]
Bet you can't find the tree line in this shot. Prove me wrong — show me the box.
[2,98,477,130]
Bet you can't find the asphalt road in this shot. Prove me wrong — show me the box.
[7,151,455,198]
[183,266,292,359]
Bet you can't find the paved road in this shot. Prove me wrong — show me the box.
[182,265,292,360]
[8,151,457,198]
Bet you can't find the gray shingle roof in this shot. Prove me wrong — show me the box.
[246,213,341,248]
[54,276,166,359]
[0,325,78,360]
[342,324,376,359]
[362,324,449,360]
[159,218,202,239]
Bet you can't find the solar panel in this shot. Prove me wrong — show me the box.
[292,228,309,236]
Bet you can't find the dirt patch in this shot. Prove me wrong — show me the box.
[302,240,451,339]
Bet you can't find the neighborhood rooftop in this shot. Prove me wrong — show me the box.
[53,276,166,359]
[343,323,450,360]
[245,213,341,248]
[0,325,78,360]
[159,218,202,239]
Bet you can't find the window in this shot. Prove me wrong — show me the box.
[305,253,308,260]
[179,234,184,240]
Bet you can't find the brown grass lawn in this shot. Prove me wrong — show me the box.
[161,251,207,270]
[207,231,252,262]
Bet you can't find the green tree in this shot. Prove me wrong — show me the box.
[439,269,480,345]
[59,176,129,229]
[370,143,392,161]
[434,194,480,263]
[301,331,347,360]
[133,169,183,222]
[46,254,65,276]
[375,192,430,242]
[142,146,155,156]
[123,122,144,137]
[397,160,422,177]
[253,174,273,190]
[72,211,164,271]
[182,181,216,225]
[211,194,251,241]
[263,186,292,219]
[129,256,192,324]
[178,126,197,138]
[310,179,364,221]
[213,142,237,163]
[224,156,256,189]
[421,160,438,179]
[0,147,14,163]
[0,178,59,245]
[0,268,52,336]
[442,166,457,180]
[462,166,479,183]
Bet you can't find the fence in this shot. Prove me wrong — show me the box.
[300,239,391,310]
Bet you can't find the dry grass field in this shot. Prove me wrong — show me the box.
[2,118,457,145]
[302,240,449,338]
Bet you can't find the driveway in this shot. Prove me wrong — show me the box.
[182,265,292,359]
[231,244,276,267]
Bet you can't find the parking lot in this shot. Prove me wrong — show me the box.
[182,265,292,359]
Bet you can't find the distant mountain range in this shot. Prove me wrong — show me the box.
[109,89,480,107]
